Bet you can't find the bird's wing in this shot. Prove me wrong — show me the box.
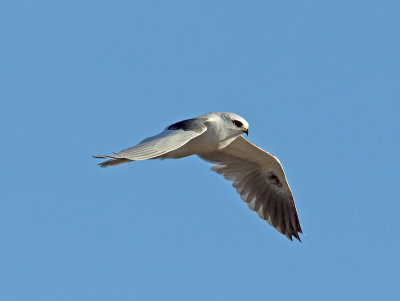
[198,136,302,241]
[95,118,208,166]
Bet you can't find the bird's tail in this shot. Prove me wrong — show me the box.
[92,155,133,168]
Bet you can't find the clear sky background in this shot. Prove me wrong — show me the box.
[1,1,399,300]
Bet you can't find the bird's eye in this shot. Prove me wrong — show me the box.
[233,120,243,127]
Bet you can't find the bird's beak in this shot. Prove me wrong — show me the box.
[244,129,249,136]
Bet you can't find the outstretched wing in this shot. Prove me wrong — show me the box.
[198,136,302,241]
[94,118,208,167]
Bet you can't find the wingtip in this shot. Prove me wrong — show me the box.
[94,156,133,167]
[293,232,302,242]
[92,154,119,168]
[92,154,109,159]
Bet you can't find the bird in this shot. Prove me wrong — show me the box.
[93,112,302,241]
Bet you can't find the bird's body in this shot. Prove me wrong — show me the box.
[162,112,246,158]
[94,112,303,241]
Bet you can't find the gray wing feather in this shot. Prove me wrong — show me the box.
[94,118,208,166]
[198,136,302,241]
[116,129,203,160]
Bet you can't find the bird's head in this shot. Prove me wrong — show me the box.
[223,113,249,137]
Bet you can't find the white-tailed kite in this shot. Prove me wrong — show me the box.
[94,112,302,241]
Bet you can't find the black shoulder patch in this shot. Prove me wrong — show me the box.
[167,118,206,132]
[266,173,283,187]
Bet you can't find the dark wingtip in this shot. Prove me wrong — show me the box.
[293,232,302,242]
[92,154,121,167]
[97,157,132,167]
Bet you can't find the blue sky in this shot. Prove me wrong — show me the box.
[1,1,399,300]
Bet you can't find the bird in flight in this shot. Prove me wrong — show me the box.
[94,112,302,241]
